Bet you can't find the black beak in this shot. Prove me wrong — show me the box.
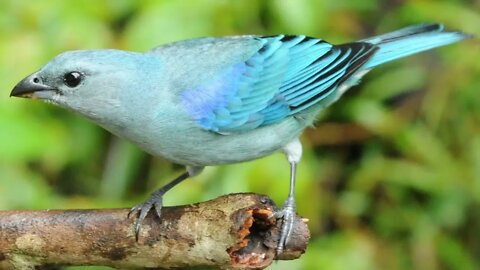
[10,73,55,98]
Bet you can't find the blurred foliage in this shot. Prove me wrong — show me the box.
[1,0,479,269]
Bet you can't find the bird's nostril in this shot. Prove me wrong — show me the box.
[33,77,39,83]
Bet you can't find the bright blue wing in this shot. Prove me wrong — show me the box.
[181,35,376,133]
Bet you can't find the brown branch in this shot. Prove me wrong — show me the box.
[0,193,310,269]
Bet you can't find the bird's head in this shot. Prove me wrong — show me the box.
[10,49,162,126]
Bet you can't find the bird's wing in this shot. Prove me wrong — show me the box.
[181,35,377,133]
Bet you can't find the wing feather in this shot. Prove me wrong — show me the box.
[181,35,377,133]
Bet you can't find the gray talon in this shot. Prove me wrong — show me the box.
[275,197,297,255]
[129,194,163,240]
[128,171,192,241]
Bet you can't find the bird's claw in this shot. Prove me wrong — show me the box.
[128,193,164,241]
[271,197,296,255]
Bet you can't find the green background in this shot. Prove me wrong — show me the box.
[1,0,479,269]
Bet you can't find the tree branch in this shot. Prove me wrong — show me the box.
[0,193,310,269]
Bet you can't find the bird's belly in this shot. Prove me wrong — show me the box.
[132,117,305,166]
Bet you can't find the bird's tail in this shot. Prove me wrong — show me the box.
[361,23,471,69]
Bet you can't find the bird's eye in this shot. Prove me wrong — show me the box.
[63,71,83,88]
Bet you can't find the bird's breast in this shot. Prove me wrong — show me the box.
[121,113,305,166]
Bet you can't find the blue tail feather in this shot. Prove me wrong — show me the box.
[362,23,471,69]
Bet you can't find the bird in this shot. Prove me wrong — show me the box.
[10,23,470,254]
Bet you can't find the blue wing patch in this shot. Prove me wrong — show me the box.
[181,35,376,133]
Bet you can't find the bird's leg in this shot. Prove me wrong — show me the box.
[273,138,302,255]
[273,161,298,255]
[128,171,189,239]
[128,166,203,240]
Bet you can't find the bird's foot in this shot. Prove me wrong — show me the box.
[128,191,164,240]
[272,197,296,255]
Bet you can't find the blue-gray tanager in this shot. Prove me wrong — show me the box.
[10,23,470,253]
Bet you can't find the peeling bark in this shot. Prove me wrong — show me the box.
[0,193,310,269]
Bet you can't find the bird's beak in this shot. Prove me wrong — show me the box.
[10,72,57,99]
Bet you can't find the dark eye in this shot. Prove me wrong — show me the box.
[63,71,83,87]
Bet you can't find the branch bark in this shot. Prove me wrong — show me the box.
[0,193,310,269]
